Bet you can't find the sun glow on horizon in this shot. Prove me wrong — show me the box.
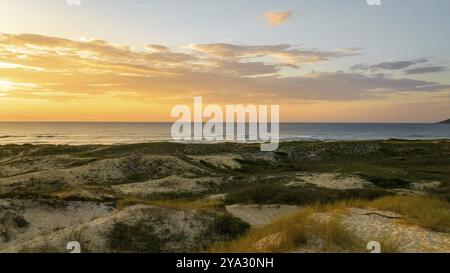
[0,79,13,94]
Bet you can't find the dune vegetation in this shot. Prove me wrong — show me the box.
[1,140,449,253]
[209,196,450,253]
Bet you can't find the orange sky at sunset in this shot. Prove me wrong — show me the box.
[1,1,449,122]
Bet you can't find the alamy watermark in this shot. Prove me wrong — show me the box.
[171,97,280,152]
[65,240,383,253]
[67,241,81,253]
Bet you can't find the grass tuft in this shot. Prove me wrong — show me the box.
[209,196,450,253]
[208,208,363,253]
[367,196,450,232]
[116,196,223,211]
[378,237,402,253]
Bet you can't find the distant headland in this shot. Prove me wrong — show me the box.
[438,118,450,124]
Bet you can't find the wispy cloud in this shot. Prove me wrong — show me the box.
[405,65,448,75]
[265,11,293,26]
[189,43,361,68]
[351,59,428,72]
[351,58,449,77]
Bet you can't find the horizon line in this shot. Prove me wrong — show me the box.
[0,121,444,124]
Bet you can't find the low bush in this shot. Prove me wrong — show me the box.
[209,213,250,240]
[107,220,165,253]
[359,175,411,189]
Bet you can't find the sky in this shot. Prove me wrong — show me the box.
[0,0,449,122]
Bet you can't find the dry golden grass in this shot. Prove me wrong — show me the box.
[208,196,449,253]
[116,196,223,211]
[315,196,450,232]
[313,217,363,251]
[208,208,314,253]
[114,195,448,253]
[208,207,364,253]
[378,237,402,253]
[365,196,450,232]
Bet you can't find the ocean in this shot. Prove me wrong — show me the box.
[0,122,449,145]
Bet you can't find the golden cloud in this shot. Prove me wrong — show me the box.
[265,11,293,26]
[0,33,448,107]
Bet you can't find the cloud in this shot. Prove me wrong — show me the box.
[351,58,448,76]
[405,66,448,75]
[351,59,427,72]
[0,33,448,105]
[144,44,169,52]
[0,33,195,67]
[189,43,361,68]
[210,61,281,77]
[265,11,293,26]
[244,72,450,102]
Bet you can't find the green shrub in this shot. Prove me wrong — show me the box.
[210,213,250,239]
[359,175,411,189]
[225,184,389,206]
[107,220,165,253]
